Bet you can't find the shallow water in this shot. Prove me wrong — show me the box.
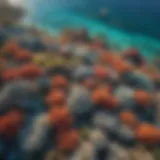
[19,0,160,59]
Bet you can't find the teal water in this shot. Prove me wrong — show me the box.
[23,0,160,60]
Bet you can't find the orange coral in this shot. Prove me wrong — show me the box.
[136,124,160,144]
[91,86,118,108]
[104,95,119,109]
[112,58,134,74]
[120,111,139,128]
[82,77,96,90]
[51,75,68,89]
[14,49,32,61]
[94,65,108,79]
[91,87,109,104]
[2,41,20,55]
[18,64,43,79]
[0,110,24,137]
[46,90,66,106]
[57,129,80,151]
[1,68,19,82]
[48,107,72,128]
[135,90,153,106]
[100,52,134,74]
[99,52,117,65]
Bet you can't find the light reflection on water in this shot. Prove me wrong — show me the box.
[11,0,160,59]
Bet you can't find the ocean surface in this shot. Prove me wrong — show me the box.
[19,0,160,59]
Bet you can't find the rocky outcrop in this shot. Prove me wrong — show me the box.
[0,0,24,26]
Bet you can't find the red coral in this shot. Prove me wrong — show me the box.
[57,129,80,151]
[18,64,43,79]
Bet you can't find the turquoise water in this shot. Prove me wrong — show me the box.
[23,0,160,60]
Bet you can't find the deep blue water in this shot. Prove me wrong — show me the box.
[23,0,160,59]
